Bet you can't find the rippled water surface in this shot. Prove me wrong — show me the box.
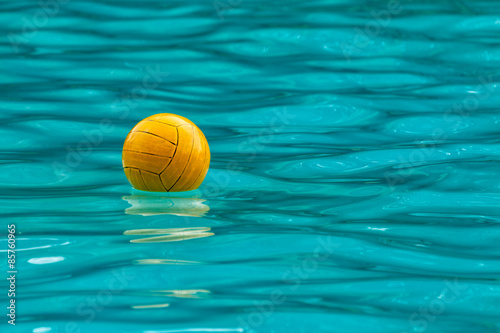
[2,0,500,332]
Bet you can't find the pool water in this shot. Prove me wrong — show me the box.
[2,0,500,332]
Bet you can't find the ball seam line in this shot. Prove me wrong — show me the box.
[159,127,179,175]
[122,150,173,158]
[143,170,168,192]
[168,125,195,192]
[124,166,158,176]
[131,130,176,145]
[138,169,150,191]
[158,173,169,192]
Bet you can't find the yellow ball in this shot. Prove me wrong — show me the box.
[122,113,210,192]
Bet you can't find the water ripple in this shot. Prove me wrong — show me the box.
[2,0,500,332]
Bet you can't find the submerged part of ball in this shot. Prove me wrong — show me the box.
[122,113,210,192]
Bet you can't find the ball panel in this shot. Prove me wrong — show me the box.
[123,150,172,174]
[186,138,210,191]
[170,125,206,192]
[123,131,176,157]
[132,120,177,144]
[141,171,167,192]
[159,124,194,190]
[124,167,149,191]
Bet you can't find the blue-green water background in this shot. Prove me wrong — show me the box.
[1,0,500,332]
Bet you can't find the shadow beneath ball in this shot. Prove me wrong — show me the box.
[122,189,209,217]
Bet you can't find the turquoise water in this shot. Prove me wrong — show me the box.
[2,0,500,332]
